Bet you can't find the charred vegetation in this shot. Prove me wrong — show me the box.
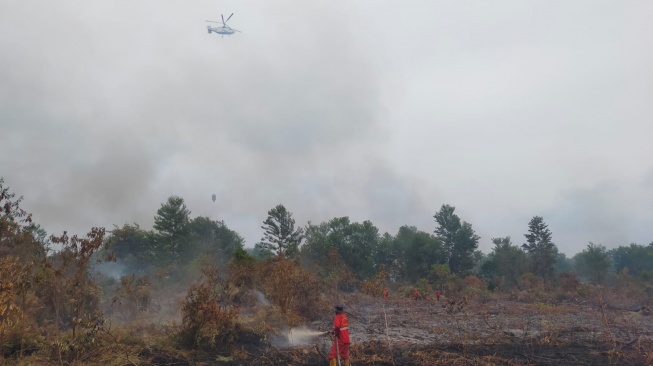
[0,179,652,365]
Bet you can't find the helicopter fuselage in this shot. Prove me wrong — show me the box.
[207,25,235,36]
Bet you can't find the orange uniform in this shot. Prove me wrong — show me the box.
[329,312,350,360]
[383,288,389,300]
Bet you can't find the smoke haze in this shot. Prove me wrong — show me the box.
[2,1,653,256]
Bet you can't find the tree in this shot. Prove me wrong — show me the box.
[393,226,445,281]
[522,216,557,285]
[300,220,333,264]
[451,222,480,274]
[374,232,399,277]
[555,252,574,273]
[480,237,528,290]
[610,243,653,277]
[44,227,110,340]
[337,220,380,278]
[230,247,257,266]
[433,205,480,275]
[153,196,191,265]
[300,217,381,279]
[105,223,154,274]
[574,242,612,284]
[256,204,303,258]
[430,263,458,292]
[0,178,45,262]
[188,217,244,264]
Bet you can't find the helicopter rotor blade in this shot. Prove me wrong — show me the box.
[221,14,225,24]
[226,13,234,22]
[206,20,221,23]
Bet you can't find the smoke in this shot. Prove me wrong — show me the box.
[94,261,127,280]
[2,0,653,255]
[255,290,270,306]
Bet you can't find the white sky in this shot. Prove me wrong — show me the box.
[2,1,652,256]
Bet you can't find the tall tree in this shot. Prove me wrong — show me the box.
[256,204,303,258]
[343,220,379,278]
[374,232,398,272]
[300,217,381,279]
[188,217,244,263]
[393,226,445,281]
[480,237,528,290]
[555,252,574,273]
[44,228,110,341]
[434,205,480,275]
[522,216,557,285]
[153,196,191,265]
[0,178,45,262]
[574,242,611,284]
[610,243,653,277]
[105,223,154,273]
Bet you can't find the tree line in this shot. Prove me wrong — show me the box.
[100,195,653,292]
[2,178,653,293]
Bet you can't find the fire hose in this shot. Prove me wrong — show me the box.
[320,330,342,366]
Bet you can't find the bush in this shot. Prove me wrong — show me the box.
[360,269,387,297]
[178,265,238,351]
[110,274,152,321]
[258,258,328,325]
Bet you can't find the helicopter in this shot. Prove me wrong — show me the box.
[206,13,240,37]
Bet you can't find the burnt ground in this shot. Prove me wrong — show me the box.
[255,296,653,366]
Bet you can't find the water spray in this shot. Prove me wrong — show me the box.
[287,327,330,345]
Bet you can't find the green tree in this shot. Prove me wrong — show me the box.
[480,237,528,290]
[393,226,445,281]
[153,196,191,265]
[105,223,154,273]
[433,205,480,275]
[374,232,398,274]
[256,204,304,258]
[430,263,457,292]
[343,220,380,278]
[610,243,653,277]
[230,247,257,266]
[300,220,333,263]
[522,216,557,285]
[188,217,244,263]
[300,217,380,278]
[555,252,574,273]
[574,242,612,284]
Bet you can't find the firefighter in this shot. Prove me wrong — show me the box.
[383,288,389,301]
[413,288,419,300]
[329,305,351,366]
[435,289,441,301]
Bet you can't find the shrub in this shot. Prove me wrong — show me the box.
[259,258,328,324]
[111,274,152,321]
[178,265,238,351]
[360,268,387,297]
